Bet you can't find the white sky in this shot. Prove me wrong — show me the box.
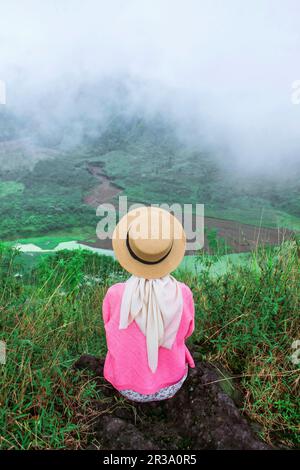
[0,0,300,170]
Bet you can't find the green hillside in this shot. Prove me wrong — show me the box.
[0,241,299,449]
[0,113,300,243]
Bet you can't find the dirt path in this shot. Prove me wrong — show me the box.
[84,163,123,208]
[203,216,295,253]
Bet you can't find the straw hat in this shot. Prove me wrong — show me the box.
[112,206,186,279]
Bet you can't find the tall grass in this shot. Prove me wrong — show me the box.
[0,247,126,449]
[186,241,300,447]
[0,242,299,449]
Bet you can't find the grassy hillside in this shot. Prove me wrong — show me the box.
[0,115,300,243]
[0,241,299,449]
[88,119,300,229]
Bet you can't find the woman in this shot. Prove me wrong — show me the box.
[102,206,195,402]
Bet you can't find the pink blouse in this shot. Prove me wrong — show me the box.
[102,281,195,395]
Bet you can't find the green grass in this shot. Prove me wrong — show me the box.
[0,240,299,449]
[0,157,97,240]
[177,251,254,277]
[204,206,300,232]
[0,181,24,198]
[2,226,96,250]
[0,246,126,449]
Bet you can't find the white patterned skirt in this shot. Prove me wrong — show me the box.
[119,367,188,403]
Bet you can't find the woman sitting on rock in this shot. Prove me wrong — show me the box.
[102,206,195,402]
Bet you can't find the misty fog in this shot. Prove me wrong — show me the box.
[1,0,300,174]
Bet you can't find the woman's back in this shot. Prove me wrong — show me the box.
[103,281,195,395]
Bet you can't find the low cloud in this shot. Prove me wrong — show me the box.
[0,0,300,173]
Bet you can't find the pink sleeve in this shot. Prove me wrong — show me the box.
[102,290,111,325]
[185,287,195,339]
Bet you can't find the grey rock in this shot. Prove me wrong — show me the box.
[74,355,272,450]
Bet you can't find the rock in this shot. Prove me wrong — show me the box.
[162,364,271,450]
[73,354,105,376]
[94,417,159,450]
[73,354,272,450]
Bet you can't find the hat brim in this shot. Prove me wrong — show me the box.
[112,208,186,279]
